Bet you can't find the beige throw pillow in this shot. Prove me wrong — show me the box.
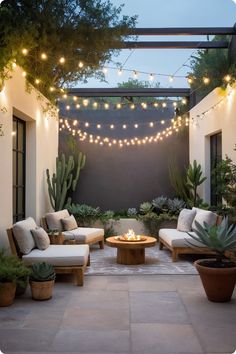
[192,209,217,230]
[31,227,50,250]
[61,215,78,231]
[177,209,196,232]
[13,217,36,255]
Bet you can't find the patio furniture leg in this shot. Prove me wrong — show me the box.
[99,239,104,249]
[159,241,163,250]
[172,249,178,262]
[74,268,84,286]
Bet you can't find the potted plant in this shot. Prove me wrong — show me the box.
[0,250,30,306]
[29,262,56,301]
[187,217,236,302]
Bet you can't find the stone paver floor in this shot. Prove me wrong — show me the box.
[0,274,235,354]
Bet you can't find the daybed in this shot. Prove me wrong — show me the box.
[41,209,104,249]
[159,207,220,261]
[7,217,90,286]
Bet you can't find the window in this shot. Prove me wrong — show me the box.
[210,132,222,206]
[13,116,26,223]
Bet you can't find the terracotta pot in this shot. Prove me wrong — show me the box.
[30,280,54,301]
[195,259,236,302]
[0,282,16,307]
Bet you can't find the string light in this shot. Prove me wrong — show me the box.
[83,99,89,106]
[133,70,138,78]
[110,124,114,129]
[59,57,65,64]
[162,102,167,108]
[116,103,121,109]
[102,67,108,74]
[203,77,210,85]
[104,103,109,109]
[22,48,28,56]
[149,122,154,127]
[85,122,89,127]
[134,124,139,128]
[41,53,47,60]
[78,61,84,68]
[169,76,174,82]
[76,104,80,109]
[22,71,27,77]
[93,102,98,108]
[118,68,123,76]
[35,79,40,85]
[224,74,231,83]
[182,98,187,105]
[97,124,101,129]
[149,73,154,81]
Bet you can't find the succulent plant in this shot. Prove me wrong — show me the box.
[187,217,236,264]
[139,202,153,215]
[127,208,137,217]
[167,198,185,215]
[67,203,100,226]
[152,196,168,211]
[30,263,56,282]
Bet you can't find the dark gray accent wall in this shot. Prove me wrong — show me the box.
[60,138,189,211]
[59,106,189,211]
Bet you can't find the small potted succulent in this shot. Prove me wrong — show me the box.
[29,262,56,301]
[187,217,236,302]
[0,250,30,306]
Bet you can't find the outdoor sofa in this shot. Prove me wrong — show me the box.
[7,217,90,286]
[41,209,104,249]
[159,207,220,261]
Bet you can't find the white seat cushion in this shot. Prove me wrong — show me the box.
[45,209,70,231]
[159,228,206,248]
[22,244,89,267]
[63,227,104,243]
[13,217,37,254]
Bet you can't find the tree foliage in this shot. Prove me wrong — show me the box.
[190,36,236,97]
[0,0,136,101]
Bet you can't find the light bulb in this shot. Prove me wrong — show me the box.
[162,102,167,108]
[63,94,67,99]
[173,102,177,107]
[116,103,121,109]
[35,79,40,85]
[78,61,83,68]
[66,105,70,110]
[85,122,89,127]
[203,77,210,85]
[153,102,158,108]
[22,71,27,77]
[110,124,114,129]
[118,68,123,76]
[122,124,127,129]
[41,53,47,60]
[49,86,55,92]
[149,122,154,127]
[104,103,109,109]
[97,124,101,129]
[73,96,78,101]
[161,120,165,124]
[130,104,135,110]
[133,70,138,78]
[149,73,154,81]
[22,48,28,56]
[224,75,231,83]
[134,124,139,128]
[83,99,89,106]
[59,57,65,64]
[182,98,187,105]
[187,77,193,84]
[169,76,174,82]
[76,104,80,109]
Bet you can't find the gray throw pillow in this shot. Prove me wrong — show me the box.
[177,209,197,232]
[13,217,36,255]
[61,215,78,231]
[31,227,50,250]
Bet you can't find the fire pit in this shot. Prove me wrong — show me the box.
[115,229,147,242]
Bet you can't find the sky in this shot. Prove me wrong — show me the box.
[80,0,236,89]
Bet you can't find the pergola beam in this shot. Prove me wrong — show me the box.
[67,88,190,98]
[129,27,236,36]
[121,41,229,49]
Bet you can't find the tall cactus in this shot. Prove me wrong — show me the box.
[46,153,86,211]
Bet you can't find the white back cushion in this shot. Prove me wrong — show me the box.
[13,217,36,254]
[31,227,50,250]
[45,209,70,231]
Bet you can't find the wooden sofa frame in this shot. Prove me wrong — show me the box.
[7,228,90,286]
[41,217,104,249]
[159,215,222,262]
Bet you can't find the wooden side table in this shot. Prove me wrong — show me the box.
[49,233,64,245]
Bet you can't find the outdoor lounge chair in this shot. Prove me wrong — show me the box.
[7,217,90,286]
[41,209,104,249]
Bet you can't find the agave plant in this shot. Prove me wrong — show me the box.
[30,263,56,282]
[167,198,185,215]
[139,202,153,215]
[127,208,137,217]
[187,217,236,264]
[67,203,100,226]
[152,196,168,211]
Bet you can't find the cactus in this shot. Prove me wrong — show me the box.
[30,263,55,282]
[46,153,86,211]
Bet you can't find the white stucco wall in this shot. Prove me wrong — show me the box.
[0,66,58,250]
[189,85,236,203]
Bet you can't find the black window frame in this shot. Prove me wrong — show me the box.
[13,116,26,223]
[210,132,222,206]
